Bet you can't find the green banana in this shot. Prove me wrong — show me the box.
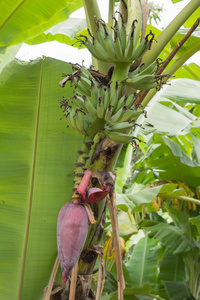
[124,74,157,90]
[114,29,124,60]
[80,67,94,79]
[86,29,112,62]
[65,112,74,130]
[104,129,133,144]
[110,107,124,123]
[74,109,84,132]
[113,95,128,113]
[139,60,157,76]
[85,37,110,62]
[97,96,104,119]
[69,108,78,130]
[125,20,136,60]
[118,14,126,55]
[131,38,148,61]
[82,95,97,117]
[75,78,91,97]
[90,81,99,109]
[106,121,134,133]
[103,25,117,60]
[79,75,92,93]
[103,85,111,112]
[105,105,113,122]
[125,94,135,108]
[128,65,143,79]
[72,95,89,113]
[120,107,144,122]
[110,82,120,109]
[95,20,107,50]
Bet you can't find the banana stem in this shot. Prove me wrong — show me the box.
[169,195,200,206]
[82,0,101,40]
[108,0,114,30]
[110,62,131,93]
[73,118,106,192]
[142,0,200,68]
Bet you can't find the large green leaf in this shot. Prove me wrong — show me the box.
[161,79,200,104]
[163,281,194,300]
[0,0,82,52]
[159,249,186,282]
[0,44,21,72]
[145,135,200,188]
[142,222,193,255]
[126,235,158,289]
[0,57,83,299]
[115,144,133,193]
[26,17,87,48]
[143,100,196,136]
[174,63,200,81]
[116,184,180,212]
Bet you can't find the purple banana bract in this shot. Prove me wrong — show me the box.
[57,202,88,282]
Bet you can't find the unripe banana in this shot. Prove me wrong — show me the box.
[124,74,157,90]
[97,96,104,119]
[103,25,117,60]
[90,81,99,109]
[86,30,112,62]
[75,109,84,132]
[110,82,120,109]
[114,29,124,60]
[105,104,113,121]
[80,67,94,79]
[125,94,135,108]
[65,112,76,130]
[139,60,157,76]
[118,13,127,55]
[72,95,89,114]
[110,107,124,123]
[75,78,91,97]
[125,20,137,60]
[82,95,97,117]
[57,202,88,282]
[69,108,77,130]
[104,129,133,144]
[120,107,143,122]
[103,85,111,111]
[106,121,134,133]
[113,94,128,113]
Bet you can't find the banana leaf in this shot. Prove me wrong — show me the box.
[159,249,186,282]
[163,281,194,300]
[144,135,200,188]
[0,0,82,52]
[126,235,158,289]
[142,222,193,255]
[0,57,83,299]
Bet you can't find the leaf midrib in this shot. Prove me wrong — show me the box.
[0,0,26,32]
[139,235,148,287]
[17,59,44,300]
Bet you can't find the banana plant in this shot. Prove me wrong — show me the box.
[0,0,200,299]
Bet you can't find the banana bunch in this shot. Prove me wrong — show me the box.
[76,15,154,63]
[69,67,145,122]
[124,60,162,90]
[60,65,154,144]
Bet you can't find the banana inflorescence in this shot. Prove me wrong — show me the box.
[57,14,167,283]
